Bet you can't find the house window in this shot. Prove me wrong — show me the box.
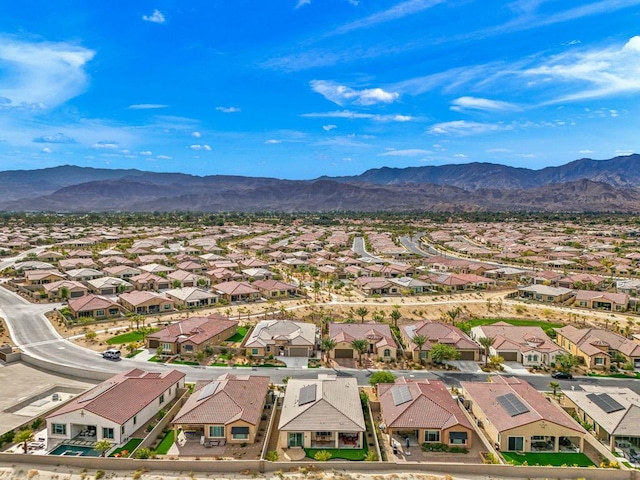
[449,432,467,445]
[209,426,225,438]
[159,393,165,404]
[507,436,524,451]
[52,423,66,435]
[579,301,587,307]
[164,304,172,310]
[133,416,137,425]
[161,343,172,351]
[252,348,259,355]
[121,425,125,435]
[420,351,427,359]
[595,357,604,365]
[183,344,193,352]
[424,430,440,443]
[288,432,304,447]
[102,428,115,440]
[96,310,105,316]
[383,349,391,357]
[231,426,249,440]
[266,346,271,353]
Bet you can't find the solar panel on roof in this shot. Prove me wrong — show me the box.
[299,384,317,406]
[391,385,412,406]
[497,393,530,416]
[197,381,220,401]
[586,393,625,413]
[78,383,116,403]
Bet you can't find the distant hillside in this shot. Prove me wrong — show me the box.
[1,155,640,212]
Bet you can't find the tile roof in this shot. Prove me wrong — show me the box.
[329,322,398,349]
[172,374,269,425]
[461,376,585,434]
[278,375,365,432]
[244,320,316,348]
[378,377,472,430]
[556,325,640,357]
[473,324,565,355]
[403,321,480,352]
[68,294,120,312]
[148,314,237,346]
[47,369,185,425]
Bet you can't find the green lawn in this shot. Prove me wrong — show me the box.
[210,362,228,366]
[226,326,248,343]
[588,372,640,379]
[148,356,163,362]
[155,431,174,455]
[109,438,143,457]
[467,318,563,336]
[107,329,158,345]
[125,349,142,358]
[502,452,595,467]
[171,360,200,366]
[304,448,368,461]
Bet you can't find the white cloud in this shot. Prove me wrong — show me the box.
[190,144,212,151]
[450,96,519,112]
[295,0,311,8]
[0,36,94,110]
[33,133,77,144]
[454,153,467,158]
[578,149,594,154]
[128,103,168,110]
[311,80,399,106]
[157,155,172,160]
[91,140,120,149]
[378,149,432,157]
[191,131,202,138]
[265,139,282,144]
[216,106,241,113]
[322,124,337,131]
[302,110,416,122]
[142,9,166,24]
[41,147,52,154]
[139,151,153,156]
[523,35,640,103]
[427,120,509,135]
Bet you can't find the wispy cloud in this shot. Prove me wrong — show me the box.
[311,80,399,106]
[216,106,241,113]
[378,149,432,157]
[157,155,172,160]
[522,36,640,103]
[0,36,94,110]
[191,131,202,138]
[128,103,168,110]
[92,140,120,149]
[427,120,510,135]
[295,0,311,8]
[322,125,337,131]
[450,96,520,112]
[327,0,447,37]
[142,9,166,24]
[265,139,282,144]
[302,110,417,122]
[190,144,212,151]
[32,133,77,144]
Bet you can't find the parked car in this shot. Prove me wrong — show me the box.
[551,371,573,380]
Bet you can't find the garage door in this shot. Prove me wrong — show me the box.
[288,347,309,357]
[334,349,353,358]
[501,352,518,362]
[459,351,476,361]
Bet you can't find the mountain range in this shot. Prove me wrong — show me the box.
[1,154,640,213]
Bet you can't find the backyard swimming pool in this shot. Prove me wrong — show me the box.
[49,444,101,457]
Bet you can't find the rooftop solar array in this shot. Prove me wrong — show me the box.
[197,381,220,401]
[497,393,530,417]
[79,383,116,403]
[392,385,412,406]
[586,393,625,413]
[299,384,317,406]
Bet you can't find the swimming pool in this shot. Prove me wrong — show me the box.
[49,444,101,457]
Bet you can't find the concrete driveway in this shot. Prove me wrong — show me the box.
[278,356,310,368]
[502,362,539,375]
[446,360,482,374]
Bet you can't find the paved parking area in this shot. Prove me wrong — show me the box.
[0,362,95,433]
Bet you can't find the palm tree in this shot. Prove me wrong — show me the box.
[412,334,427,364]
[444,307,462,325]
[59,286,69,302]
[320,338,337,361]
[350,339,369,366]
[549,381,561,398]
[356,307,369,323]
[95,439,112,457]
[390,308,402,328]
[313,281,321,302]
[478,336,496,367]
[14,429,34,454]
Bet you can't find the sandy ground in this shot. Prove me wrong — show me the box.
[0,464,548,480]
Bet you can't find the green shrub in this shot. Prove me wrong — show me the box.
[134,448,155,459]
[95,470,105,480]
[314,450,332,461]
[421,442,449,452]
[265,450,279,462]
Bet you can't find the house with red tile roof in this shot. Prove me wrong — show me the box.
[328,322,398,361]
[403,321,481,362]
[146,314,237,355]
[573,290,629,312]
[172,373,270,446]
[252,279,301,298]
[46,369,185,451]
[68,294,125,320]
[378,377,474,448]
[118,291,174,315]
[212,281,261,302]
[130,272,170,291]
[461,376,586,453]
[42,280,88,300]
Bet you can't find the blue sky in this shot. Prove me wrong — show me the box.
[0,0,639,179]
